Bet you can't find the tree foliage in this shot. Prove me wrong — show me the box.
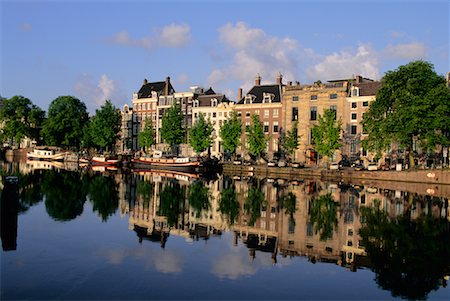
[158,181,186,227]
[188,180,210,218]
[309,193,339,241]
[218,186,240,226]
[189,113,213,154]
[281,120,300,160]
[160,102,185,150]
[219,111,242,156]
[311,109,342,159]
[244,182,266,226]
[0,95,45,146]
[42,96,89,149]
[88,100,121,152]
[359,200,450,300]
[247,114,267,159]
[362,61,450,165]
[138,118,156,153]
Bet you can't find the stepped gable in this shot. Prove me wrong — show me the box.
[237,84,282,104]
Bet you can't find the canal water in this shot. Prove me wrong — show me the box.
[1,162,449,300]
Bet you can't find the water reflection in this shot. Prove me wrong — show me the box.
[1,161,449,299]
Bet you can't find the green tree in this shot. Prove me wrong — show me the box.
[247,114,267,159]
[88,174,119,222]
[189,113,213,154]
[219,111,242,159]
[0,96,45,146]
[359,200,450,300]
[218,186,240,226]
[309,193,339,241]
[160,102,185,154]
[188,180,210,218]
[244,182,266,226]
[158,181,186,227]
[89,100,121,152]
[362,61,450,167]
[311,109,342,164]
[138,118,156,153]
[281,120,300,161]
[42,96,89,149]
[280,192,297,224]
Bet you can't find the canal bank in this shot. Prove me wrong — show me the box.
[223,163,450,198]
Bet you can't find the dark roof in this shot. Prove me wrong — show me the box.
[353,81,382,96]
[137,80,175,99]
[237,84,282,104]
[197,94,228,107]
[204,87,216,95]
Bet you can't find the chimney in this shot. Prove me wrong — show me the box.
[143,78,148,86]
[237,88,242,100]
[276,72,283,85]
[255,74,261,86]
[165,76,170,95]
[355,75,363,84]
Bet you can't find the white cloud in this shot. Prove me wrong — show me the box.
[306,43,380,81]
[107,23,191,51]
[160,24,191,47]
[73,74,125,114]
[384,42,427,60]
[208,22,303,94]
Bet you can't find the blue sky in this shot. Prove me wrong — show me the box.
[1,0,448,114]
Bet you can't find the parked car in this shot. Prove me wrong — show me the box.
[277,160,287,167]
[329,162,339,170]
[267,161,277,167]
[353,163,364,171]
[233,159,242,165]
[289,162,304,168]
[367,163,378,171]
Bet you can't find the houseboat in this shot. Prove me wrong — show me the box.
[91,155,120,166]
[132,150,200,172]
[27,147,66,161]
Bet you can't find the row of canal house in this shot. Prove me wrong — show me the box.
[119,73,381,163]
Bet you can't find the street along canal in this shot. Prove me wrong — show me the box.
[1,162,449,300]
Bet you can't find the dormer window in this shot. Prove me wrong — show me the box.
[211,98,217,107]
[244,94,255,104]
[193,100,199,107]
[352,87,359,97]
[262,93,274,103]
[151,91,158,99]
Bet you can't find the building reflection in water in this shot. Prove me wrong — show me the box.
[1,177,19,251]
[120,170,449,299]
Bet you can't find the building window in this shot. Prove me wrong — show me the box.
[213,112,217,118]
[211,99,218,107]
[310,106,317,120]
[362,101,369,107]
[310,94,318,101]
[264,122,269,133]
[351,125,357,135]
[288,219,295,234]
[263,93,273,103]
[273,109,279,117]
[264,109,269,118]
[245,111,250,117]
[292,107,298,121]
[352,88,359,97]
[293,95,299,102]
[350,141,357,153]
[351,113,357,120]
[255,110,259,116]
[245,95,253,104]
[273,122,279,133]
[351,102,357,109]
[329,93,337,99]
[330,105,337,120]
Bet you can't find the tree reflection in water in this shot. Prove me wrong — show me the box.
[42,170,87,221]
[158,180,186,227]
[280,192,297,225]
[87,174,119,222]
[218,186,239,226]
[309,193,339,241]
[244,180,266,226]
[360,200,450,300]
[188,180,210,218]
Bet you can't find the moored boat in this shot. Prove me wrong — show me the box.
[132,151,200,172]
[91,155,120,166]
[27,146,66,161]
